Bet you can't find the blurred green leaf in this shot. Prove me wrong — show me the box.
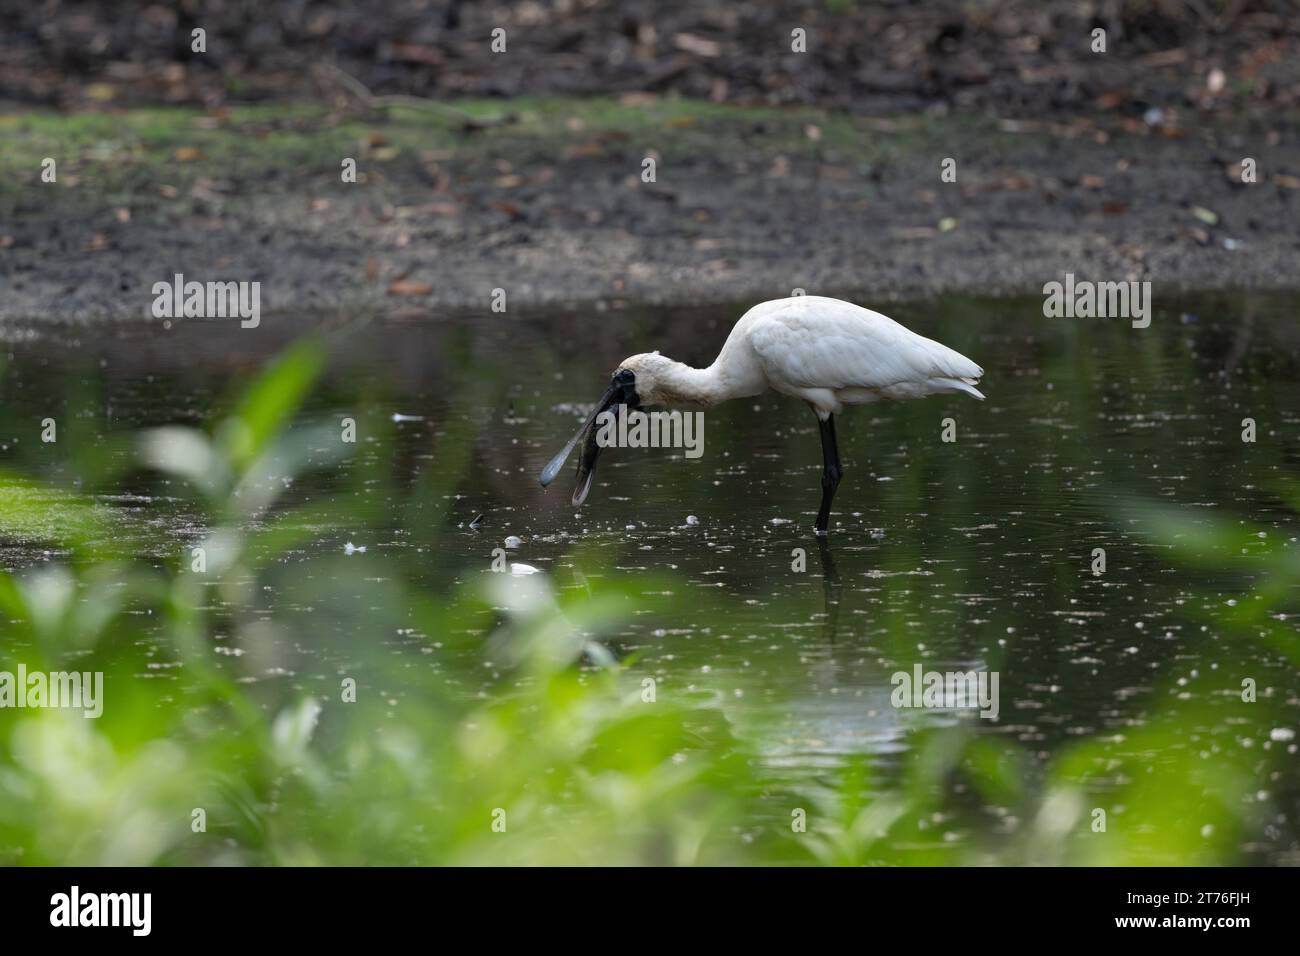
[215,339,326,473]
[137,427,227,500]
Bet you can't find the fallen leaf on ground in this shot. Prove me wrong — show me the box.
[387,279,432,296]
[388,42,444,65]
[563,142,603,159]
[673,33,721,57]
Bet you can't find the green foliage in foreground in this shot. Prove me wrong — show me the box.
[0,339,1293,865]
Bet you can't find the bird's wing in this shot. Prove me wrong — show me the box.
[747,297,982,392]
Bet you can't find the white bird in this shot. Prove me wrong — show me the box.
[540,295,984,534]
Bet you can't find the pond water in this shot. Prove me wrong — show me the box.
[2,292,1298,864]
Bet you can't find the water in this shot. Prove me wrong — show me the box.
[2,292,1298,863]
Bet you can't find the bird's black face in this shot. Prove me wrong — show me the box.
[611,368,640,409]
[538,369,639,506]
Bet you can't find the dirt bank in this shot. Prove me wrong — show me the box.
[2,96,1298,325]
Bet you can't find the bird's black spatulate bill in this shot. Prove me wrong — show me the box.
[539,380,620,489]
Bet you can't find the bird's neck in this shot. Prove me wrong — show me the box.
[654,354,763,407]
[648,360,721,407]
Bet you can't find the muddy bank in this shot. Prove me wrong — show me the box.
[2,99,1299,325]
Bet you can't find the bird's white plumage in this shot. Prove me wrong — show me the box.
[744,296,980,387]
[733,296,983,416]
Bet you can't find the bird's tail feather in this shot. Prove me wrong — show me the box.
[932,377,985,400]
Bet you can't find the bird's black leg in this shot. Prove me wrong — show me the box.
[815,413,843,535]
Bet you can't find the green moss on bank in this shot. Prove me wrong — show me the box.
[0,96,977,214]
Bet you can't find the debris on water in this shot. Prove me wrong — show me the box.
[344,541,367,555]
[510,562,541,575]
[770,517,790,525]
[390,413,425,422]
[468,513,484,530]
[869,528,885,540]
[686,515,699,526]
[1143,106,1165,126]
[1270,728,1296,742]
[504,535,522,549]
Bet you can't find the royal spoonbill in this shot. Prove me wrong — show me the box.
[540,295,984,533]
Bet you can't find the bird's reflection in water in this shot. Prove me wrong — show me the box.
[816,535,842,642]
[761,534,913,770]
